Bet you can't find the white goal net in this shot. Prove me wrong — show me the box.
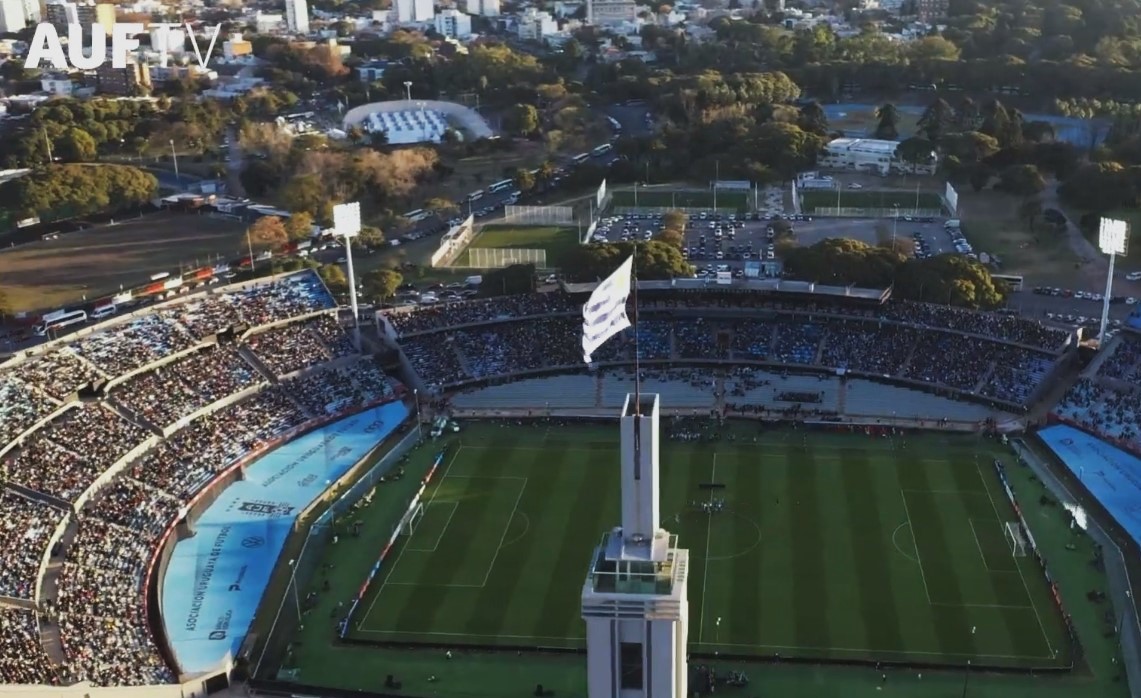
[1004,521,1028,557]
[400,503,424,536]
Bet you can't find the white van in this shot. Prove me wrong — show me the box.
[944,219,961,229]
[464,275,482,286]
[90,304,117,320]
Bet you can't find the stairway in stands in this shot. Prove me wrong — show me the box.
[973,361,997,395]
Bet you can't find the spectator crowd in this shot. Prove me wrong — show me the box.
[0,271,402,688]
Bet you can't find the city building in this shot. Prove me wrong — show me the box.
[818,138,937,175]
[587,0,635,24]
[393,0,433,23]
[516,7,557,38]
[255,12,285,32]
[75,1,115,34]
[95,59,150,95]
[149,25,186,56]
[40,75,74,96]
[434,8,471,38]
[357,59,389,82]
[464,0,498,16]
[0,0,25,32]
[581,394,689,698]
[43,0,76,31]
[223,33,253,60]
[915,0,947,20]
[285,0,310,34]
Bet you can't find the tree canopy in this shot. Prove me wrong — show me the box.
[0,164,157,220]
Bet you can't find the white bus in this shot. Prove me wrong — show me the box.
[489,179,515,193]
[991,274,1024,292]
[607,116,622,132]
[403,209,431,223]
[467,190,485,202]
[592,143,613,156]
[35,309,87,336]
[572,153,590,164]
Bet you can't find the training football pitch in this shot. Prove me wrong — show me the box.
[346,424,1069,669]
[799,189,945,213]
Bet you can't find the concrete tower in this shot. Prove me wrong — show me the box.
[581,393,689,698]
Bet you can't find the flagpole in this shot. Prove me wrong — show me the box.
[632,243,641,417]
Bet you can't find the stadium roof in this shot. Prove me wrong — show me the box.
[825,138,899,155]
[562,278,890,301]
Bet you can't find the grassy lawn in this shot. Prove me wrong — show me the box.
[0,211,247,313]
[263,421,1129,698]
[800,189,944,213]
[610,189,749,212]
[957,191,1080,284]
[458,225,580,268]
[339,425,1068,666]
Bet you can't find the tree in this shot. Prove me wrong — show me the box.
[874,104,900,141]
[896,137,936,166]
[358,225,385,249]
[249,215,288,251]
[504,103,541,137]
[917,98,954,142]
[424,197,459,217]
[284,211,314,242]
[514,167,536,192]
[362,268,402,302]
[998,164,1047,197]
[0,286,9,317]
[479,264,537,296]
[318,263,348,294]
[61,128,97,162]
[561,241,691,282]
[1018,198,1043,231]
[797,101,829,136]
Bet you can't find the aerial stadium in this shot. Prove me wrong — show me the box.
[0,264,1137,698]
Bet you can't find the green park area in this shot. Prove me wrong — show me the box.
[609,189,749,212]
[458,225,581,269]
[800,189,945,214]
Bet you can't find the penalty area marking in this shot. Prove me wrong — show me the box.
[891,521,918,564]
[500,511,531,548]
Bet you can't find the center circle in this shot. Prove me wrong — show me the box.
[669,507,763,561]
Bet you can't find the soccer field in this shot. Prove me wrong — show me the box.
[609,189,748,212]
[347,424,1069,668]
[800,189,945,213]
[459,225,579,268]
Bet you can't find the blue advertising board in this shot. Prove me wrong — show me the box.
[1039,424,1141,545]
[161,401,409,674]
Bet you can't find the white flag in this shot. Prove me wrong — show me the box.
[582,255,634,363]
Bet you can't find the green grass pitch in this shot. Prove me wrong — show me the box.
[800,189,945,213]
[608,189,749,212]
[461,225,580,267]
[346,424,1069,668]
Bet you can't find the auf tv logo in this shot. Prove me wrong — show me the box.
[24,22,221,71]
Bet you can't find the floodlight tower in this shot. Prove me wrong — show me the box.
[333,202,363,351]
[1098,217,1128,345]
[581,394,689,698]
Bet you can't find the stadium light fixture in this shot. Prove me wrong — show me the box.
[1098,218,1128,344]
[333,202,363,351]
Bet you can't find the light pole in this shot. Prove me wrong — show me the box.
[404,81,412,101]
[332,202,363,351]
[414,388,423,440]
[892,203,899,249]
[169,139,180,188]
[1098,218,1128,344]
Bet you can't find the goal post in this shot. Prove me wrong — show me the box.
[1004,521,1028,557]
[400,502,424,536]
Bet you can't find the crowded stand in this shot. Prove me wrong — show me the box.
[1098,333,1141,384]
[0,270,410,688]
[110,345,263,428]
[385,293,576,335]
[2,405,149,503]
[398,311,1058,409]
[0,490,66,600]
[12,349,103,400]
[1054,378,1141,450]
[247,316,355,377]
[0,375,59,448]
[0,610,57,684]
[73,315,197,378]
[382,292,1069,353]
[289,359,395,416]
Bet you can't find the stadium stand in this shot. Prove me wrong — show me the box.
[1053,333,1141,453]
[0,271,405,688]
[388,292,1063,412]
